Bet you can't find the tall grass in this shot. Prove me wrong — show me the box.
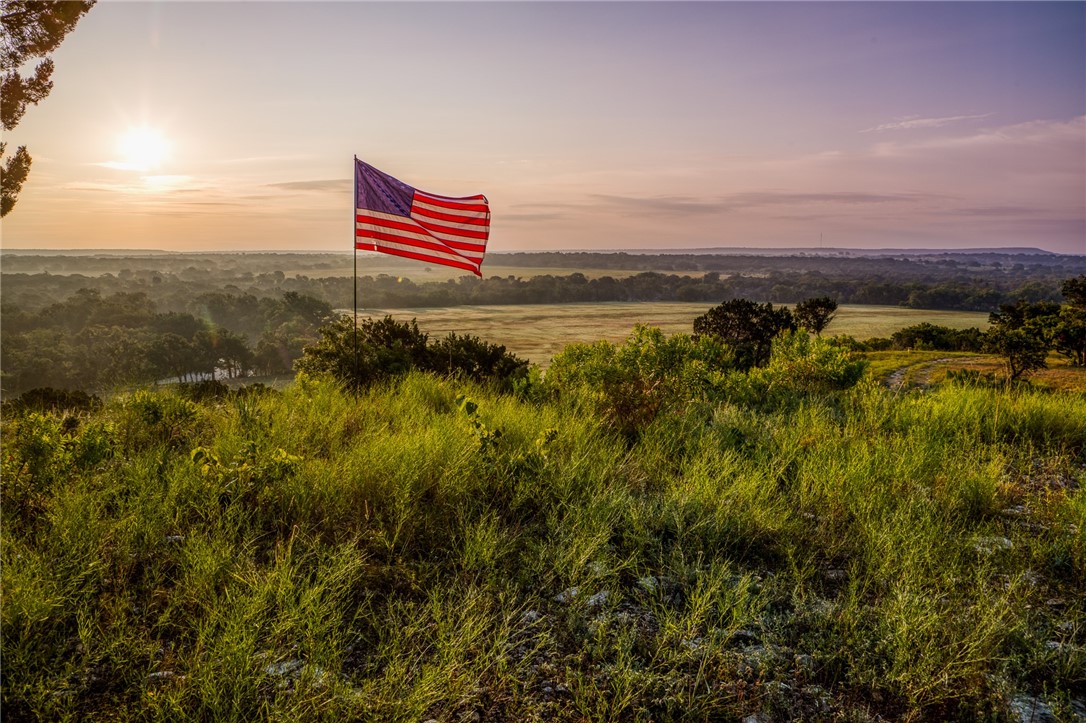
[3,366,1083,720]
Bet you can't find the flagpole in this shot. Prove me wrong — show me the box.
[352,155,359,391]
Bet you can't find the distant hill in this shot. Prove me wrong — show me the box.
[612,246,1062,257]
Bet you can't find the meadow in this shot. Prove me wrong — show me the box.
[2,330,1083,722]
[352,303,990,366]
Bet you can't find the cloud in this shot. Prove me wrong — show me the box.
[861,113,992,133]
[726,191,925,207]
[590,194,724,215]
[214,154,314,165]
[578,191,928,217]
[266,179,349,192]
[501,212,568,223]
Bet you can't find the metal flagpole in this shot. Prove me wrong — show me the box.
[352,155,360,391]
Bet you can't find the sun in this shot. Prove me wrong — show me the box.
[117,127,170,171]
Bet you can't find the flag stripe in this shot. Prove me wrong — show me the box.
[411,203,490,226]
[355,211,488,250]
[414,194,490,213]
[412,216,490,239]
[358,230,478,263]
[356,223,485,261]
[357,243,483,275]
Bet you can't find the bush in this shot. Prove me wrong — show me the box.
[294,314,529,391]
[2,387,101,415]
[890,323,985,352]
[737,331,868,408]
[693,299,795,370]
[545,325,733,440]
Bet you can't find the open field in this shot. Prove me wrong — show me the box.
[349,302,989,366]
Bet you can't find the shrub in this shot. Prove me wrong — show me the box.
[693,299,795,370]
[890,323,985,352]
[294,314,529,391]
[545,325,732,440]
[2,387,101,415]
[740,331,868,406]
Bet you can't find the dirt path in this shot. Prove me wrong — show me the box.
[884,358,955,390]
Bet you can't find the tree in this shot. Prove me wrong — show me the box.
[1061,275,1086,308]
[1055,275,1086,366]
[794,296,838,336]
[985,326,1049,381]
[693,299,795,370]
[2,0,96,216]
[985,300,1059,381]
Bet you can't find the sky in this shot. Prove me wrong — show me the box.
[3,1,1084,254]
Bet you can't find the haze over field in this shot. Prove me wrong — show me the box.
[2,1,1084,254]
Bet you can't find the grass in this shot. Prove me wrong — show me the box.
[350,303,989,367]
[866,351,1086,393]
[3,356,1084,721]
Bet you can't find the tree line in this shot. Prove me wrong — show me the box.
[3,264,1078,316]
[0,289,332,395]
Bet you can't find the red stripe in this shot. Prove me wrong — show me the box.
[413,217,490,241]
[357,214,425,236]
[411,204,490,227]
[357,213,489,244]
[414,193,489,212]
[356,228,482,261]
[358,243,481,276]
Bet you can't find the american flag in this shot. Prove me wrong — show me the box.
[354,158,490,276]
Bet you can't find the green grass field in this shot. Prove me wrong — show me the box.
[4,359,1083,721]
[350,303,989,366]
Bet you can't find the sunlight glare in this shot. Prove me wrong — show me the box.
[117,127,170,171]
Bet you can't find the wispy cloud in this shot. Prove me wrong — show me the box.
[590,194,724,216]
[861,113,992,133]
[266,179,349,193]
[578,191,927,217]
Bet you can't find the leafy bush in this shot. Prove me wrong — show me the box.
[736,331,868,408]
[428,332,530,389]
[890,323,985,352]
[546,325,733,440]
[294,314,529,391]
[693,299,795,370]
[2,387,101,414]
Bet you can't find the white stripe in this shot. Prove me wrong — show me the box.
[412,197,490,221]
[356,207,411,225]
[357,222,484,261]
[412,211,490,235]
[356,207,489,244]
[372,238,481,268]
[415,190,487,205]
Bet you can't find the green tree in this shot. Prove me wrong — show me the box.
[2,0,96,216]
[985,300,1059,381]
[1061,275,1086,308]
[693,298,795,370]
[793,296,838,336]
[1055,275,1086,366]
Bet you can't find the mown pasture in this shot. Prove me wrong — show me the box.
[351,302,990,366]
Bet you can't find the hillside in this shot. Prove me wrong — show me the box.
[3,332,1083,721]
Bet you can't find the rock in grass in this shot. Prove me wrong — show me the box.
[1009,694,1057,723]
[971,536,1014,555]
[554,587,579,604]
[263,659,304,677]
